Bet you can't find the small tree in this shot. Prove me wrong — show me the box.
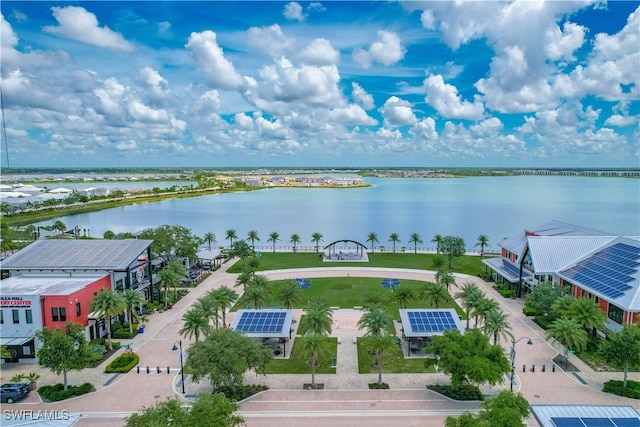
[246,229,260,251]
[203,232,217,251]
[388,233,401,253]
[525,281,567,318]
[390,286,415,309]
[299,333,332,388]
[180,308,211,342]
[408,232,423,254]
[35,322,91,391]
[311,232,324,253]
[445,390,530,427]
[599,324,640,388]
[276,279,302,309]
[366,232,379,253]
[474,234,490,257]
[225,229,238,249]
[290,233,301,252]
[122,289,145,334]
[439,235,466,269]
[89,289,126,350]
[267,231,280,253]
[431,234,443,254]
[546,317,588,369]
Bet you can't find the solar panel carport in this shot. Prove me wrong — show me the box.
[399,308,465,356]
[230,309,295,357]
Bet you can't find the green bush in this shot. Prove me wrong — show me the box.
[497,288,515,298]
[105,353,140,373]
[427,384,484,401]
[217,384,268,401]
[533,315,557,330]
[603,380,640,399]
[522,305,539,316]
[112,328,133,339]
[478,270,492,281]
[368,382,390,389]
[38,383,94,402]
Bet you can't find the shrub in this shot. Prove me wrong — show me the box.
[368,382,390,389]
[603,380,640,399]
[11,374,26,383]
[478,270,492,281]
[217,384,268,401]
[112,329,133,339]
[522,305,539,316]
[105,353,140,373]
[89,343,107,355]
[497,288,515,298]
[38,383,94,402]
[427,384,484,401]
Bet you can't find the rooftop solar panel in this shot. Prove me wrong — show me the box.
[232,310,293,337]
[611,418,640,427]
[552,418,586,427]
[581,418,615,427]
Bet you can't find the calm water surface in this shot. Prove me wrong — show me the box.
[38,176,640,251]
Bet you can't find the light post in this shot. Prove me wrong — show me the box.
[510,337,533,391]
[171,340,185,394]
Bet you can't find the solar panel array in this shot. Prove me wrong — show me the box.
[295,278,312,289]
[381,278,400,288]
[407,310,457,333]
[561,243,640,299]
[236,311,287,334]
[551,417,640,427]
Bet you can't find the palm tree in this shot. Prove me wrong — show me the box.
[474,234,490,256]
[89,289,126,350]
[431,255,446,271]
[420,282,448,308]
[234,270,254,289]
[438,269,456,292]
[357,306,393,336]
[53,220,67,234]
[250,274,271,289]
[276,279,302,309]
[299,333,331,388]
[472,297,500,328]
[311,232,323,253]
[366,232,379,253]
[180,308,211,342]
[388,233,400,253]
[546,317,589,369]
[267,231,281,253]
[122,289,145,334]
[390,286,415,309]
[408,233,423,254]
[305,299,333,336]
[551,295,577,318]
[431,234,443,254]
[364,291,384,309]
[193,293,219,328]
[163,260,188,302]
[567,297,607,333]
[225,229,238,249]
[243,284,270,309]
[455,282,484,330]
[482,308,514,345]
[203,232,217,251]
[290,234,301,252]
[246,230,260,251]
[365,333,397,385]
[212,286,239,327]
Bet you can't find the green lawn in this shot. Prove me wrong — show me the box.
[227,252,487,276]
[233,276,465,320]
[264,337,337,375]
[356,337,437,374]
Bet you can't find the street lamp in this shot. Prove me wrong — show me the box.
[171,340,185,394]
[510,337,533,391]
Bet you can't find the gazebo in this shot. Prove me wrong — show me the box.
[323,239,368,262]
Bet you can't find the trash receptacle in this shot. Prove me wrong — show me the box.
[138,326,145,333]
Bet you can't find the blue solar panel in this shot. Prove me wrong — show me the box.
[381,278,400,288]
[407,311,457,333]
[236,311,287,334]
[611,418,640,427]
[295,278,312,289]
[582,418,615,427]
[552,418,586,427]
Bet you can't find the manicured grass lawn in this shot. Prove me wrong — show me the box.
[234,276,465,320]
[356,337,436,374]
[264,337,337,375]
[227,252,487,276]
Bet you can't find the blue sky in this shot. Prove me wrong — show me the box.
[1,1,638,168]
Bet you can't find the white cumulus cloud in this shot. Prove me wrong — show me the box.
[424,74,484,120]
[353,30,405,69]
[186,30,244,90]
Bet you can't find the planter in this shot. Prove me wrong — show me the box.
[303,383,324,390]
[28,382,37,391]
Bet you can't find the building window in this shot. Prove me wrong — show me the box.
[59,307,66,322]
[607,304,624,325]
[25,310,33,324]
[52,307,59,321]
[76,302,81,317]
[12,310,19,324]
[0,310,3,324]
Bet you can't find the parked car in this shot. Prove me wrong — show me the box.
[1,383,30,404]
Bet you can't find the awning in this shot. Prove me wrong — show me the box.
[0,337,33,346]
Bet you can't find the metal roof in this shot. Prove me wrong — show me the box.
[482,257,522,282]
[0,274,108,295]
[0,239,152,271]
[525,220,612,237]
[527,236,616,274]
[558,237,640,311]
[530,405,640,427]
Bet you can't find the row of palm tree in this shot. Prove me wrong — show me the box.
[299,300,333,387]
[180,286,239,342]
[455,282,513,345]
[89,288,145,351]
[357,306,396,385]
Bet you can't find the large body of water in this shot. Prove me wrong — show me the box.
[36,176,639,252]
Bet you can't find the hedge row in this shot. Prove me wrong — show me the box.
[603,380,640,399]
[39,383,93,402]
[427,384,484,401]
[105,352,140,373]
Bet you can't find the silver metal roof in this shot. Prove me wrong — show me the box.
[525,220,612,237]
[0,274,108,295]
[0,239,152,271]
[527,236,616,274]
[530,404,640,427]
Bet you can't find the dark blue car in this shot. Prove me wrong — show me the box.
[1,383,30,404]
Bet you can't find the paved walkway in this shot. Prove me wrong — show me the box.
[2,263,639,426]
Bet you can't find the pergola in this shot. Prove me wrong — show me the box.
[323,239,368,261]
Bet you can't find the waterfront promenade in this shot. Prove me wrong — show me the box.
[1,260,639,426]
